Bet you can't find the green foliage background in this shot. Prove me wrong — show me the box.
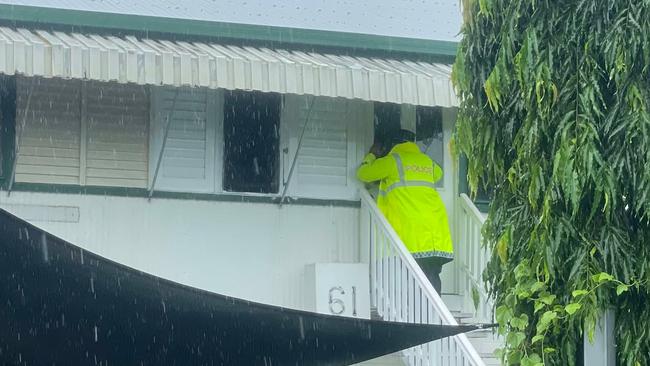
[452,0,650,364]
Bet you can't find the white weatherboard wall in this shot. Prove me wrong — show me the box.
[0,192,360,310]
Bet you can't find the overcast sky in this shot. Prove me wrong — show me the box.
[2,0,462,41]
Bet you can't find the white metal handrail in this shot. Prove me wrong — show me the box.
[455,193,492,324]
[359,188,485,366]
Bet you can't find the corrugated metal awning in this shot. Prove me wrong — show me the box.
[0,27,457,107]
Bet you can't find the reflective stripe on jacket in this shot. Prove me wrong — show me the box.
[357,142,453,259]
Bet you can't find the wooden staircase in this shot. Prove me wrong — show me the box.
[361,294,502,366]
[446,294,501,366]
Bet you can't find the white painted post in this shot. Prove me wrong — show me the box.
[584,310,616,366]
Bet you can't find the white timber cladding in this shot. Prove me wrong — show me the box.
[0,27,458,107]
[13,77,375,201]
[149,87,220,193]
[282,95,372,200]
[15,77,150,188]
[15,77,82,185]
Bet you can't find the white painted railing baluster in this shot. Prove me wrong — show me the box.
[370,219,377,307]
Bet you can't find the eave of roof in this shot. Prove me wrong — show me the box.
[0,3,458,62]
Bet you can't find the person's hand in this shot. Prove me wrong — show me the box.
[369,142,384,157]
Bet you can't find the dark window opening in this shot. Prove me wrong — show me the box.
[415,106,445,169]
[415,106,443,143]
[415,106,444,187]
[0,75,16,185]
[373,102,401,157]
[223,90,281,194]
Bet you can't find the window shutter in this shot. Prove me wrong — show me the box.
[85,82,149,188]
[149,87,218,193]
[282,95,367,200]
[15,77,82,185]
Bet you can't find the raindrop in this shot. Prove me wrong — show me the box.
[298,316,305,340]
[41,233,49,263]
[94,326,98,342]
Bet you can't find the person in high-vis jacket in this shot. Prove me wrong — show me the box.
[357,129,453,294]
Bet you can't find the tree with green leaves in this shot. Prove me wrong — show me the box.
[452,0,650,365]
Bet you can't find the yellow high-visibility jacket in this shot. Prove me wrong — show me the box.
[357,142,453,260]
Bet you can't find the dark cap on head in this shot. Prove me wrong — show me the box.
[391,129,416,146]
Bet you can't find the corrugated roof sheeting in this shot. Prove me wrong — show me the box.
[0,27,458,107]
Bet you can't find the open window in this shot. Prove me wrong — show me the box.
[0,76,16,184]
[223,90,281,194]
[373,102,401,155]
[415,106,444,188]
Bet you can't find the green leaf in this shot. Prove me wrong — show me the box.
[592,272,614,283]
[616,284,629,295]
[532,334,544,344]
[539,294,556,305]
[531,281,546,293]
[471,286,481,310]
[510,314,529,330]
[506,331,526,348]
[478,0,492,15]
[497,231,509,264]
[534,301,546,313]
[495,305,513,326]
[565,303,582,315]
[536,311,557,333]
[507,350,523,364]
[521,353,543,366]
[514,262,531,281]
[572,290,589,297]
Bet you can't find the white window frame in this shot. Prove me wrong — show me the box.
[281,95,371,201]
[148,87,222,194]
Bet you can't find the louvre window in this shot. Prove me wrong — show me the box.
[13,77,149,188]
[149,87,219,193]
[281,95,368,200]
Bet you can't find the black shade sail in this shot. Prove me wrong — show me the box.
[0,208,478,365]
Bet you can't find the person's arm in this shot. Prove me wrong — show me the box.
[357,153,394,183]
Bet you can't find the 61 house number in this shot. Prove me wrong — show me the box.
[328,286,358,317]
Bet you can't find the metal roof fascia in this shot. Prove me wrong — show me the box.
[0,3,459,58]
